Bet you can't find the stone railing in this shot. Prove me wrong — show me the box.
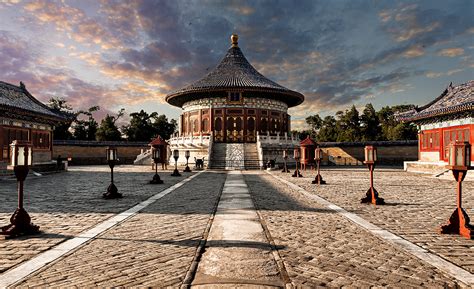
[256,132,300,146]
[168,133,212,148]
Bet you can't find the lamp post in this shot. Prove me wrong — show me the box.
[282,150,290,173]
[440,141,474,238]
[1,141,40,238]
[361,145,384,205]
[103,146,122,199]
[312,146,326,184]
[184,150,191,172]
[150,147,163,184]
[292,148,303,177]
[171,149,181,176]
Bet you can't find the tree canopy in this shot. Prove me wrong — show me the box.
[48,99,177,141]
[304,103,417,142]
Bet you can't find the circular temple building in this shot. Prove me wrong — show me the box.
[166,34,304,169]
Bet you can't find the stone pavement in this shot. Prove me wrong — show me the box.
[272,167,474,275]
[0,166,471,287]
[244,171,458,288]
[0,166,190,274]
[192,171,282,287]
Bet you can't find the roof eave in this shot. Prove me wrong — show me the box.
[165,87,304,108]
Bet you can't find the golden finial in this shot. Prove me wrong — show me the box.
[231,34,238,47]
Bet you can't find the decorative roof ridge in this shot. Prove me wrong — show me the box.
[0,80,68,121]
[165,34,304,108]
[397,80,473,122]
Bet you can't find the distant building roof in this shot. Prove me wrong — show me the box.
[0,81,67,123]
[300,135,316,146]
[149,135,167,146]
[166,34,304,108]
[397,80,474,123]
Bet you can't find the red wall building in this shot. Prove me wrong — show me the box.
[398,81,473,166]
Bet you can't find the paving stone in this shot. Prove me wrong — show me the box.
[244,171,459,287]
[18,171,226,287]
[0,165,190,274]
[272,167,474,276]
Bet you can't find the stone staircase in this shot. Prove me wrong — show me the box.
[209,143,261,170]
[244,143,260,169]
[209,143,227,169]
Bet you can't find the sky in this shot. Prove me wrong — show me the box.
[0,0,473,130]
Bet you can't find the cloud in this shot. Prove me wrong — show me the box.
[438,47,465,57]
[426,68,464,78]
[23,0,123,49]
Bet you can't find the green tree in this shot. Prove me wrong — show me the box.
[317,116,338,142]
[122,110,157,141]
[72,106,100,140]
[48,97,74,140]
[123,110,177,141]
[152,114,177,140]
[336,105,360,142]
[96,109,125,141]
[378,105,417,140]
[305,114,322,134]
[360,103,381,141]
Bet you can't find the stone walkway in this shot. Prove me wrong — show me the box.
[192,171,282,287]
[0,167,472,287]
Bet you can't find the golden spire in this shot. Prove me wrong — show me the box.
[231,34,238,47]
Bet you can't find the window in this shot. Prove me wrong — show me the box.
[32,131,50,149]
[421,130,440,150]
[229,92,241,102]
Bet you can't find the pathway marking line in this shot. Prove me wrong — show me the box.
[268,171,474,286]
[0,171,205,289]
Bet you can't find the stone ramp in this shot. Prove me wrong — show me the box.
[192,171,284,287]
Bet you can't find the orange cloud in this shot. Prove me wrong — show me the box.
[403,45,424,58]
[437,48,464,57]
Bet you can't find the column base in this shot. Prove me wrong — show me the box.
[184,166,192,172]
[171,169,181,177]
[440,207,474,239]
[361,188,385,205]
[103,183,122,199]
[311,174,326,184]
[149,174,164,184]
[0,207,40,238]
[292,170,303,177]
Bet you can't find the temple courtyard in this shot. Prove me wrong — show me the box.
[1,166,474,288]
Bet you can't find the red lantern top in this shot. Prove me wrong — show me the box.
[314,147,323,161]
[149,135,167,147]
[293,148,301,159]
[364,145,377,164]
[446,141,471,170]
[300,136,316,147]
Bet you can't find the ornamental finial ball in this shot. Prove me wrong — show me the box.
[231,34,238,47]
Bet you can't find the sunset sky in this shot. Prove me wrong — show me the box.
[0,0,473,129]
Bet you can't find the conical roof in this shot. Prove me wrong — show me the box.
[165,34,304,108]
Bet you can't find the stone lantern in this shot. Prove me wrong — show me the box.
[361,145,384,205]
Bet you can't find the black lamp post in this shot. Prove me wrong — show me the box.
[292,148,303,177]
[150,147,163,184]
[312,146,326,184]
[361,145,384,205]
[440,141,474,238]
[1,141,40,238]
[103,146,122,199]
[184,150,191,172]
[171,149,181,176]
[282,150,290,172]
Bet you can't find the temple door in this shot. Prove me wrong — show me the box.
[226,116,243,143]
[214,117,224,142]
[246,117,256,142]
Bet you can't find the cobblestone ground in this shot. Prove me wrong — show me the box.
[0,165,189,273]
[17,171,226,287]
[244,171,459,287]
[273,167,474,272]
